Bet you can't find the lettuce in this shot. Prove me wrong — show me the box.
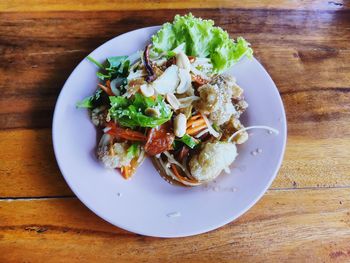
[151,13,253,73]
[109,94,172,128]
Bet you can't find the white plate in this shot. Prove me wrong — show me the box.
[53,26,287,237]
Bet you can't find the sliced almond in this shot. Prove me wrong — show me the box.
[152,65,179,95]
[174,113,187,138]
[176,51,191,72]
[177,68,192,94]
[166,93,180,110]
[140,84,154,97]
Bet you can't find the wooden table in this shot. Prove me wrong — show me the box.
[1,1,350,262]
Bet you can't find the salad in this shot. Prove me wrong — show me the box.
[77,14,277,186]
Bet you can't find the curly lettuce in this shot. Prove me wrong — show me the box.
[151,13,253,73]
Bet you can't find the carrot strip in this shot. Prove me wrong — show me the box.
[186,114,205,128]
[108,130,146,141]
[187,119,206,128]
[120,166,131,179]
[98,83,114,96]
[188,114,202,121]
[187,124,207,136]
[121,158,138,179]
[107,122,147,141]
[171,164,198,184]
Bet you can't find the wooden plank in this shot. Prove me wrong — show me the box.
[0,10,349,133]
[272,136,350,189]
[1,188,350,262]
[0,0,349,12]
[0,129,73,197]
[1,129,349,197]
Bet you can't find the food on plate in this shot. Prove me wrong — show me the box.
[77,13,278,185]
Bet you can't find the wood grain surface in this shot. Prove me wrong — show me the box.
[0,1,350,262]
[1,0,349,12]
[1,189,350,262]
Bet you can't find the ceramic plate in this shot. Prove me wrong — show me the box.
[53,26,287,237]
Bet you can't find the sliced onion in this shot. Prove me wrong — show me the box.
[228,126,279,142]
[177,68,191,94]
[110,77,124,96]
[103,126,112,133]
[127,51,142,65]
[195,128,209,138]
[159,158,201,186]
[137,149,145,164]
[200,113,220,138]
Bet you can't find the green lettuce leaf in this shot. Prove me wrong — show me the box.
[151,13,253,73]
[109,93,172,128]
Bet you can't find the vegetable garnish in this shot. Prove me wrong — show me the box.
[109,94,172,128]
[151,13,253,73]
[87,55,130,81]
[107,122,147,141]
[76,89,103,109]
[77,13,278,184]
[145,123,175,156]
[143,44,156,82]
[176,134,200,149]
[126,143,140,159]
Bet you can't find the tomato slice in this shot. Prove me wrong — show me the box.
[107,122,146,142]
[144,123,175,156]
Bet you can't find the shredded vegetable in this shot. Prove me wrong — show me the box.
[77,13,280,185]
[228,126,279,142]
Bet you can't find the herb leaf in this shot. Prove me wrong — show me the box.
[76,89,103,108]
[87,55,130,81]
[86,56,104,70]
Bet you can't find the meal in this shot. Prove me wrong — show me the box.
[77,13,277,186]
